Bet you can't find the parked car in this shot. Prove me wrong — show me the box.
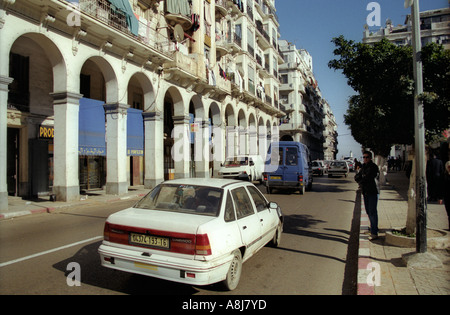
[327,160,349,177]
[311,160,326,176]
[342,157,356,172]
[263,141,312,194]
[218,155,264,182]
[98,178,283,291]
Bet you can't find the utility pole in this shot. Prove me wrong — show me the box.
[405,0,427,253]
[402,0,442,269]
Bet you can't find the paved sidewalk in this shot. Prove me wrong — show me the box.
[0,186,149,220]
[357,171,450,295]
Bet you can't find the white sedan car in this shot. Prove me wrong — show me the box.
[98,178,283,290]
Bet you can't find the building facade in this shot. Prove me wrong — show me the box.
[0,0,286,210]
[278,40,338,160]
[363,7,450,49]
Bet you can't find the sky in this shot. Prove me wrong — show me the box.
[275,0,448,159]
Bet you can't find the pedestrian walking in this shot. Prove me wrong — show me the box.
[426,152,444,202]
[444,161,450,231]
[355,151,380,240]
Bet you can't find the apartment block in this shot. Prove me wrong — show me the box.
[363,7,450,49]
[278,40,338,160]
[0,0,287,210]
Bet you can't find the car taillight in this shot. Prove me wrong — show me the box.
[103,222,211,256]
[104,222,128,245]
[195,234,212,256]
[104,222,110,241]
[263,173,268,181]
[298,175,303,183]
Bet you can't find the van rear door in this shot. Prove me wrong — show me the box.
[283,145,300,184]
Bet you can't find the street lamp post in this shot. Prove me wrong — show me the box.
[406,0,427,253]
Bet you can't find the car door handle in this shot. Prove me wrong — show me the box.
[242,226,247,230]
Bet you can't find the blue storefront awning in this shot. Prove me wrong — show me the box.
[79,98,106,156]
[127,108,144,156]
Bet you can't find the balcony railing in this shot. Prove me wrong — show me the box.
[80,0,128,33]
[247,44,255,57]
[79,0,173,57]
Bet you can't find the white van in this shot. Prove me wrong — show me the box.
[218,155,264,182]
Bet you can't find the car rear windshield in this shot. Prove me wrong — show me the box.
[224,157,248,166]
[331,162,346,167]
[134,184,223,217]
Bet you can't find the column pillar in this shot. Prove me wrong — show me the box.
[0,76,14,211]
[194,119,210,178]
[249,125,258,156]
[51,91,82,202]
[172,115,190,179]
[226,126,238,159]
[104,103,128,195]
[143,111,164,188]
[211,125,225,177]
[258,125,268,162]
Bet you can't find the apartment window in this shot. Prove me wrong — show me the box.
[235,24,242,47]
[248,65,255,95]
[247,27,254,57]
[281,74,288,84]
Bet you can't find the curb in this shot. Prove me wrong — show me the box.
[357,201,375,295]
[0,207,54,220]
[0,193,147,221]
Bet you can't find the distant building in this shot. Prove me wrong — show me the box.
[278,40,338,160]
[363,7,450,49]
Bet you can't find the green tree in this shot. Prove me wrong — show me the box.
[421,43,450,143]
[329,36,449,156]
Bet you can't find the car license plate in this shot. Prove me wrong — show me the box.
[130,233,170,249]
[271,176,282,180]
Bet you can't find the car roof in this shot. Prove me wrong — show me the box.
[162,178,245,189]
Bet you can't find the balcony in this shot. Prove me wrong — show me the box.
[210,64,232,100]
[80,0,128,33]
[280,103,295,114]
[255,20,271,50]
[163,51,205,87]
[280,82,294,92]
[77,0,172,63]
[215,0,228,17]
[246,5,254,21]
[226,33,242,54]
[227,0,245,16]
[247,44,255,58]
[164,0,193,30]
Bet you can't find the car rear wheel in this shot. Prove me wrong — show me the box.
[270,222,282,247]
[222,250,242,291]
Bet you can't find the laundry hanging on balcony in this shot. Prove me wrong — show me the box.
[107,0,139,36]
[166,0,191,17]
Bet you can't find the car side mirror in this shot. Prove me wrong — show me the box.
[250,161,255,166]
[269,202,278,209]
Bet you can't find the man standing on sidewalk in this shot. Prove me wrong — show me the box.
[355,151,380,240]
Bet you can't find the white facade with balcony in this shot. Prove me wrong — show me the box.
[278,40,337,160]
[0,0,285,210]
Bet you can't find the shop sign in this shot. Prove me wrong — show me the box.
[39,125,54,139]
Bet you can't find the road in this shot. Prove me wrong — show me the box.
[0,175,360,296]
